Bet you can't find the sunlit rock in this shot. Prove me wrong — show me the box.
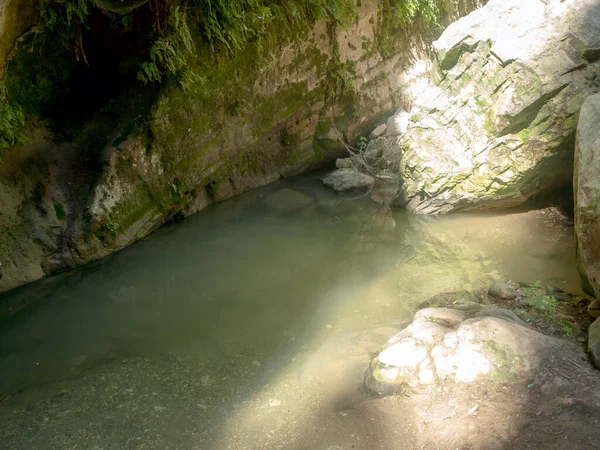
[378,339,428,367]
[367,306,584,394]
[393,0,600,214]
[385,108,410,136]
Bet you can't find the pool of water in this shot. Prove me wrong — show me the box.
[0,171,582,449]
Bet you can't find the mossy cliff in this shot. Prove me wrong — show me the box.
[0,0,482,292]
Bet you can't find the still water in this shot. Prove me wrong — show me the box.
[0,171,581,449]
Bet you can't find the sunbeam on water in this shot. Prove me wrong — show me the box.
[0,171,581,449]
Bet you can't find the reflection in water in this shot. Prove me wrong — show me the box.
[0,171,581,448]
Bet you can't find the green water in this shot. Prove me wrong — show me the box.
[0,172,581,449]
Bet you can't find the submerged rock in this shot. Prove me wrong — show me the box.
[393,0,600,214]
[264,188,313,212]
[366,305,583,394]
[322,169,375,192]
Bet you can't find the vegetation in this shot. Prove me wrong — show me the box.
[0,0,446,155]
[377,0,444,55]
[0,83,25,150]
[53,201,67,220]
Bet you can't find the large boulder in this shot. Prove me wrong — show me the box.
[575,93,600,297]
[366,306,584,394]
[394,0,600,214]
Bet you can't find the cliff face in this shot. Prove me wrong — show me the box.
[0,0,39,80]
[0,0,484,293]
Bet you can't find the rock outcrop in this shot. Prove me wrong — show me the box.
[575,93,600,298]
[366,305,584,394]
[395,0,600,213]
[0,1,485,294]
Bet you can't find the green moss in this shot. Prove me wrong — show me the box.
[53,201,67,220]
[0,84,25,150]
[376,0,443,57]
[480,340,522,383]
[517,128,530,142]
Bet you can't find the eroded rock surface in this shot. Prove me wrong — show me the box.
[575,93,600,298]
[366,305,584,394]
[395,0,600,213]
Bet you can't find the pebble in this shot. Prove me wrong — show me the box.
[252,361,262,367]
[153,406,167,412]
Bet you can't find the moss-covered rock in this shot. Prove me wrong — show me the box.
[391,0,600,214]
[0,0,483,294]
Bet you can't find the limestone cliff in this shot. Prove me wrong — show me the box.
[0,0,483,292]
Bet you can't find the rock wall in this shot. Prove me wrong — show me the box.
[575,93,600,298]
[0,0,39,80]
[0,0,484,293]
[328,0,600,214]
[394,0,600,214]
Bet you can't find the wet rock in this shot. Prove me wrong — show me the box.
[488,283,518,300]
[322,169,375,192]
[394,0,599,214]
[366,307,583,394]
[576,93,600,297]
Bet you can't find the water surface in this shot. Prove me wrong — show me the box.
[0,172,581,449]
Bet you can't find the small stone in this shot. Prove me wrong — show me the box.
[268,399,281,407]
[197,404,208,410]
[252,360,262,367]
[323,169,375,192]
[200,375,210,386]
[369,123,387,139]
[488,283,518,300]
[153,406,167,412]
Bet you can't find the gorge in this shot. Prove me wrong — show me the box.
[3,0,600,448]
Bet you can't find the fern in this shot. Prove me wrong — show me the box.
[0,83,25,150]
[137,6,195,85]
